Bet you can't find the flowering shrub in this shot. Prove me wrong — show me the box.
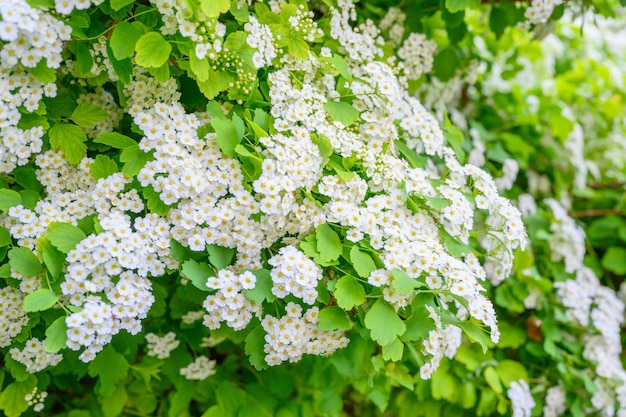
[0,0,624,416]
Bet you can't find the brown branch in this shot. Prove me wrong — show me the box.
[587,181,626,190]
[569,208,625,218]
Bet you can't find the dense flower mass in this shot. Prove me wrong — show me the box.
[0,0,624,416]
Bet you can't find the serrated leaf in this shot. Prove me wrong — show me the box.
[364,298,406,346]
[245,324,268,370]
[47,222,86,253]
[121,145,152,176]
[201,0,230,18]
[333,274,364,310]
[76,41,93,75]
[102,384,128,417]
[135,32,172,68]
[445,0,480,13]
[382,338,404,361]
[391,269,421,294]
[211,117,240,157]
[324,101,360,127]
[0,227,11,247]
[88,346,130,397]
[318,306,350,330]
[244,269,275,303]
[71,102,108,127]
[95,132,136,148]
[37,238,65,280]
[23,288,58,312]
[0,188,22,211]
[190,52,210,82]
[350,246,376,278]
[321,54,352,81]
[110,0,134,10]
[49,123,87,164]
[8,246,43,276]
[0,376,37,417]
[181,259,213,291]
[110,21,144,60]
[141,186,170,216]
[316,224,342,263]
[207,244,235,269]
[45,316,68,352]
[90,154,119,180]
[25,58,56,83]
[458,321,491,353]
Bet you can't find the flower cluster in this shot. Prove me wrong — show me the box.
[24,387,47,413]
[261,303,349,366]
[10,337,63,373]
[507,379,536,417]
[203,270,261,330]
[524,0,563,24]
[179,355,216,380]
[245,16,277,68]
[145,332,180,359]
[0,287,28,348]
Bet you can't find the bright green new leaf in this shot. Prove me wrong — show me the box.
[23,288,59,312]
[211,117,240,157]
[445,0,480,13]
[95,132,136,148]
[102,385,128,417]
[141,186,170,216]
[318,306,351,330]
[45,316,68,352]
[0,188,22,211]
[120,145,152,176]
[109,21,144,60]
[47,222,87,253]
[333,274,365,310]
[285,35,310,60]
[90,154,119,180]
[431,371,458,402]
[458,321,491,353]
[244,269,275,303]
[0,376,37,417]
[382,338,404,361]
[190,52,210,82]
[70,102,108,127]
[495,360,528,388]
[601,247,626,275]
[24,59,56,83]
[135,32,172,68]
[88,346,130,397]
[8,246,43,276]
[350,246,376,278]
[316,224,342,263]
[321,54,352,81]
[324,101,360,127]
[391,269,421,294]
[483,366,503,394]
[37,238,65,280]
[181,259,213,291]
[364,298,406,346]
[49,123,87,164]
[110,0,134,10]
[201,0,230,18]
[207,244,235,269]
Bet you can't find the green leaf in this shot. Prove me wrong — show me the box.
[0,188,22,211]
[445,0,480,13]
[25,58,57,83]
[201,0,230,17]
[47,222,86,253]
[141,186,170,216]
[102,385,128,417]
[49,123,87,164]
[95,132,136,148]
[45,316,68,352]
[23,288,59,312]
[333,274,365,310]
[391,269,421,294]
[76,41,93,75]
[88,346,130,397]
[321,54,352,81]
[121,145,152,176]
[458,321,491,353]
[109,21,144,60]
[9,246,43,276]
[211,117,240,157]
[110,0,134,10]
[432,48,459,82]
[13,167,43,193]
[316,224,342,263]
[135,32,172,68]
[190,53,210,82]
[382,338,404,361]
[364,299,406,345]
[483,366,503,394]
[495,360,528,388]
[318,306,351,330]
[403,306,436,341]
[244,269,275,303]
[36,238,65,280]
[601,247,626,275]
[71,103,109,127]
[350,246,376,278]
[181,259,213,291]
[431,370,458,402]
[324,101,360,127]
[90,154,119,180]
[0,227,11,247]
[207,244,235,269]
[0,376,37,417]
[245,324,268,370]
